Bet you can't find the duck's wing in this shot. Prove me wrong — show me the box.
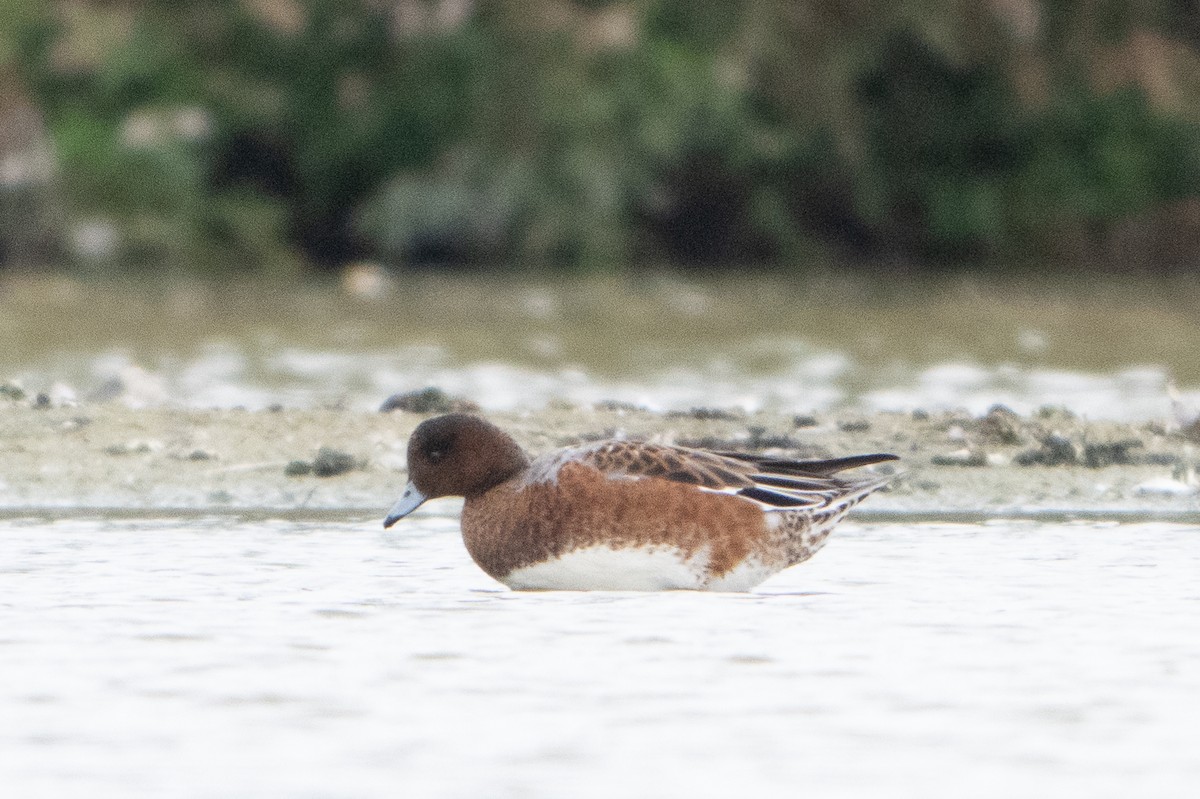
[576,441,897,510]
[573,441,756,488]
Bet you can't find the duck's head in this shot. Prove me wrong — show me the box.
[383,413,530,528]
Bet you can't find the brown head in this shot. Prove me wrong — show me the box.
[383,413,530,528]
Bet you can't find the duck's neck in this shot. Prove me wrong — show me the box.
[465,436,530,498]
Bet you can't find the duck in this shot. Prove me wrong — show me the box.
[384,413,897,591]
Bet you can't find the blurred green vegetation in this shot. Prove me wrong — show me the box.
[2,0,1200,273]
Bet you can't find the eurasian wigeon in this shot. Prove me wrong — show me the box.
[384,413,897,591]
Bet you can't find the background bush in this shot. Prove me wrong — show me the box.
[2,0,1200,273]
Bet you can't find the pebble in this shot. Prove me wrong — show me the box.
[977,405,1022,444]
[379,387,479,414]
[103,440,163,456]
[0,382,26,402]
[312,447,358,477]
[931,449,987,467]
[1082,440,1143,468]
[285,448,361,478]
[672,407,744,421]
[284,460,312,477]
[1015,434,1077,466]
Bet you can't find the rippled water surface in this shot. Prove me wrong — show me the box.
[3,514,1198,798]
[3,273,1200,419]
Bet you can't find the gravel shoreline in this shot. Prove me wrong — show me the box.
[2,397,1199,518]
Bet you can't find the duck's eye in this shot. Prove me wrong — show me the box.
[422,434,454,463]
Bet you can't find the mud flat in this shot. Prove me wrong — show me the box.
[1,394,1198,519]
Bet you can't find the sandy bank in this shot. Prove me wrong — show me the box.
[2,397,1198,519]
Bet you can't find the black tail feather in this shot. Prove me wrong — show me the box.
[737,486,823,508]
[716,452,899,477]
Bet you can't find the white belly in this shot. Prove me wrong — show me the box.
[501,544,704,591]
[499,544,776,592]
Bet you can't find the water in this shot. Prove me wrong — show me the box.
[3,273,1200,419]
[3,513,1198,798]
